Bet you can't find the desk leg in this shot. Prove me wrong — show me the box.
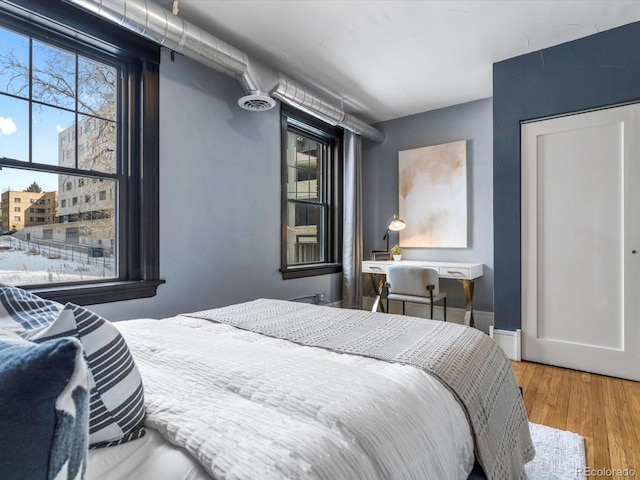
[458,279,476,328]
[368,273,386,313]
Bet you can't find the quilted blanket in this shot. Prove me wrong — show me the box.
[184,299,535,480]
[116,311,476,479]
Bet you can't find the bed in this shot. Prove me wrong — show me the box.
[0,289,533,480]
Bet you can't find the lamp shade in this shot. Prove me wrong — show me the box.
[388,215,406,232]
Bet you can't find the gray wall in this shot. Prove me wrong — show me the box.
[362,98,494,312]
[91,49,342,321]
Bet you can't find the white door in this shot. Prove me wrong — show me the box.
[521,104,640,381]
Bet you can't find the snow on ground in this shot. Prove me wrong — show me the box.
[0,236,115,285]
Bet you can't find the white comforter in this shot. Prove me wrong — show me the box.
[113,315,475,480]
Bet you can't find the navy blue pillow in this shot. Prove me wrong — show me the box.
[0,331,89,480]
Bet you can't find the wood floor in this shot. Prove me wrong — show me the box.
[511,361,640,479]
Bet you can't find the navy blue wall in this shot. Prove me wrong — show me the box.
[493,21,640,330]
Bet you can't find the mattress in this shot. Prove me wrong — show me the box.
[86,427,209,480]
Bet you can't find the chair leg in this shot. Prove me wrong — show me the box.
[402,301,405,315]
[430,302,434,319]
[443,298,447,322]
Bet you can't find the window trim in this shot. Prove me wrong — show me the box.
[0,0,163,305]
[280,106,343,279]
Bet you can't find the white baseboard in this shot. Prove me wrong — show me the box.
[489,327,522,361]
[361,297,494,335]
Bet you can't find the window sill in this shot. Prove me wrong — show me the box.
[281,264,342,280]
[27,279,165,306]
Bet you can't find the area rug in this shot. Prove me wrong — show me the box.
[526,422,586,480]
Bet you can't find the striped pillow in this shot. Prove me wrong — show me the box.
[0,283,63,333]
[23,303,146,448]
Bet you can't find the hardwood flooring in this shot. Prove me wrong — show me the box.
[511,361,639,479]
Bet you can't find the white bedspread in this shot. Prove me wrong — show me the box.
[114,315,475,480]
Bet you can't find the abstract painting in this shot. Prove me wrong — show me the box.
[398,140,467,248]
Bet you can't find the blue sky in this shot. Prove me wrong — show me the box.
[0,27,77,192]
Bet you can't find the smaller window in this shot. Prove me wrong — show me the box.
[14,198,20,204]
[85,195,90,203]
[280,107,342,279]
[99,190,107,200]
[78,179,85,187]
[61,199,66,208]
[66,182,72,191]
[72,197,78,206]
[14,207,20,212]
[14,216,20,221]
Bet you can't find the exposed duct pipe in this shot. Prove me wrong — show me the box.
[63,0,384,142]
[64,0,275,110]
[272,75,384,143]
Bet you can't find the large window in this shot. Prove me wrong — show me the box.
[281,107,342,279]
[0,1,161,304]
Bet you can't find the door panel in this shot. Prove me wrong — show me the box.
[521,104,640,381]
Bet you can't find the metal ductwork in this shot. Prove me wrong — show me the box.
[63,0,383,142]
[272,75,385,143]
[64,0,275,111]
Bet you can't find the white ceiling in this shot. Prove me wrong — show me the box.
[151,0,640,123]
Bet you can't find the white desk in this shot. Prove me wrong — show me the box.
[362,260,484,327]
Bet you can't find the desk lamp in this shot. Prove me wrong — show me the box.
[383,215,406,253]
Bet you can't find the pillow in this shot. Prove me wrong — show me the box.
[23,302,146,449]
[0,283,63,333]
[0,330,89,480]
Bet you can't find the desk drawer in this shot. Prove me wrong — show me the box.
[439,267,470,278]
[363,262,388,273]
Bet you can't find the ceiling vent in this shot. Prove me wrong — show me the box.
[63,0,383,141]
[238,92,277,111]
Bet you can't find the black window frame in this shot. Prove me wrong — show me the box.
[280,106,343,279]
[0,0,163,305]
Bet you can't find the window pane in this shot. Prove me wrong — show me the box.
[32,104,75,166]
[32,40,75,109]
[0,167,117,285]
[0,94,29,161]
[287,131,319,201]
[0,27,29,97]
[286,202,323,265]
[78,57,116,121]
[78,114,116,173]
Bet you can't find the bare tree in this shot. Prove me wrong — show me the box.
[1,38,117,245]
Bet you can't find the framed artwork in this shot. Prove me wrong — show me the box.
[398,140,467,248]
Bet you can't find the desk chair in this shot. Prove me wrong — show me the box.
[385,264,447,321]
